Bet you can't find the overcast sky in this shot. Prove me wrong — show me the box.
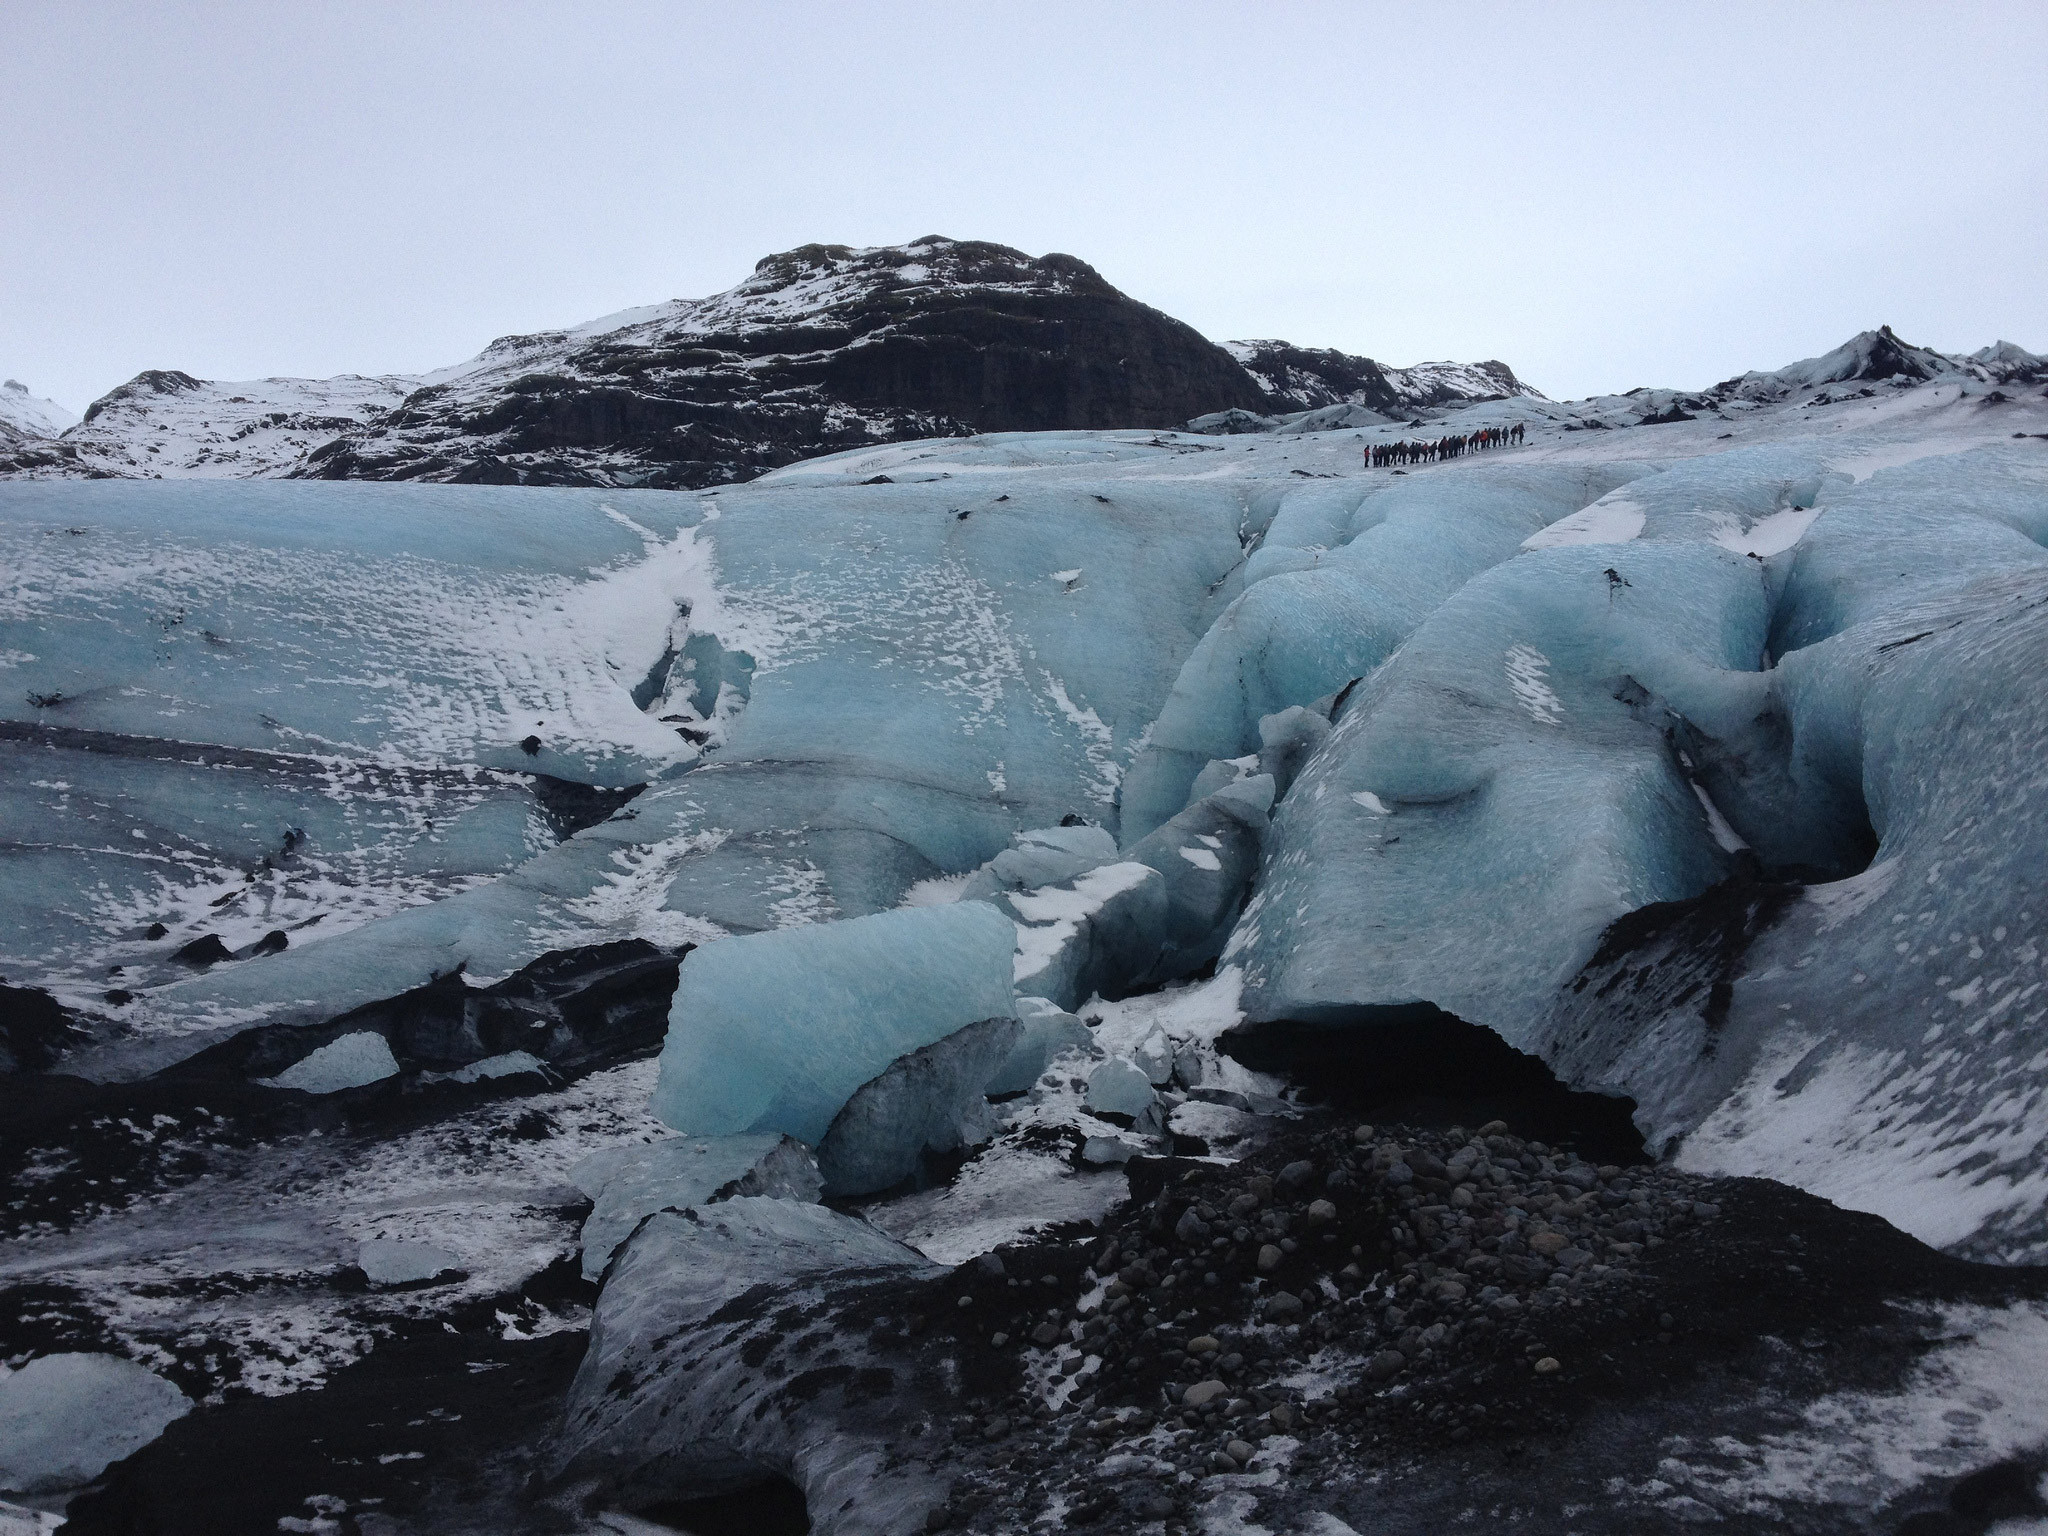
[5,0,2045,412]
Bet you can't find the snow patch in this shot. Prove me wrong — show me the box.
[1504,644,1565,724]
[1663,1302,2048,1514]
[1521,498,1647,550]
[1676,1033,2048,1254]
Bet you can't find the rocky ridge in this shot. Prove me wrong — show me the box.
[0,241,1272,488]
[0,239,1540,488]
[1225,338,1539,418]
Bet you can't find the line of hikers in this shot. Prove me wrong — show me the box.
[1366,421,1524,467]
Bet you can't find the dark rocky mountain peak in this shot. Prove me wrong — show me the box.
[1225,338,1544,422]
[80,369,205,424]
[296,236,1268,488]
[3,238,1569,485]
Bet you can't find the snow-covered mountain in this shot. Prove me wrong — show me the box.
[1198,325,2048,436]
[1,240,1276,487]
[0,377,78,446]
[43,368,419,479]
[1225,337,1540,417]
[0,239,1543,489]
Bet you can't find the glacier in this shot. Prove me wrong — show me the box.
[5,361,2046,1259]
[3,329,2048,1528]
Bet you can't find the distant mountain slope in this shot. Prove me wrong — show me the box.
[1225,338,1541,415]
[1708,324,2048,403]
[49,369,417,479]
[304,239,1272,487]
[2,239,1274,488]
[0,378,78,449]
[1195,325,2046,436]
[14,260,2040,487]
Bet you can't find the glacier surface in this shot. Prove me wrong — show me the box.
[3,348,2047,1272]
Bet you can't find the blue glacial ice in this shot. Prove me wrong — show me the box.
[1229,536,1771,1037]
[263,1030,400,1093]
[1528,445,2048,1261]
[356,1238,461,1285]
[571,1133,821,1280]
[1120,462,1648,838]
[651,900,1017,1143]
[6,394,2048,1265]
[0,478,705,1036]
[10,440,1260,1057]
[0,1352,191,1493]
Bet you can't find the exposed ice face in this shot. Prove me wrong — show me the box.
[984,996,1092,1097]
[0,1352,190,1493]
[6,453,1252,1047]
[1231,536,1769,1039]
[815,1014,1021,1196]
[558,1195,949,1530]
[264,1031,400,1094]
[355,1238,460,1285]
[1085,1057,1157,1118]
[0,480,701,776]
[1529,448,2048,1262]
[571,1134,821,1280]
[651,901,1017,1144]
[1120,463,1650,839]
[0,480,709,1023]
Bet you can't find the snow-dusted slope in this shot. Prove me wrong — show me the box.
[1224,338,1542,420]
[1,239,1269,488]
[0,379,78,444]
[38,369,418,479]
[1713,325,2048,403]
[1203,326,2048,437]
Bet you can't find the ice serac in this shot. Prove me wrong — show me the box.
[984,996,1093,1096]
[1531,445,2048,1262]
[815,1015,1022,1196]
[1121,463,1650,838]
[993,776,1270,1011]
[0,1353,190,1493]
[572,1134,822,1280]
[554,1197,953,1533]
[652,901,1017,1143]
[1232,534,1775,1042]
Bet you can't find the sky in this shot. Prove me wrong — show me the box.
[4,0,2046,413]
